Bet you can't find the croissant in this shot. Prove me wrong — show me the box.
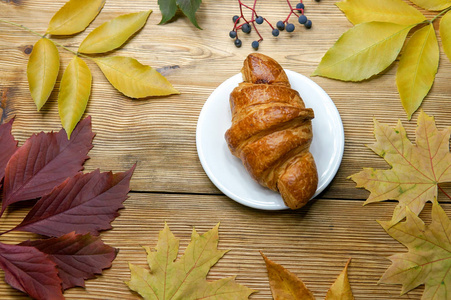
[225,53,318,209]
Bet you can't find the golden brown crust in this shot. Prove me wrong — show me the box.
[224,53,318,209]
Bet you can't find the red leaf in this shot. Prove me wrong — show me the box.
[2,116,94,215]
[0,242,63,300]
[0,118,18,185]
[20,232,118,290]
[14,165,135,237]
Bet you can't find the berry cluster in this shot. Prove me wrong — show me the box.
[230,0,317,50]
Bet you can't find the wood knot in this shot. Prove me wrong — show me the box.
[23,45,33,55]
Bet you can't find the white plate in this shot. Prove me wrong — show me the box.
[196,70,344,210]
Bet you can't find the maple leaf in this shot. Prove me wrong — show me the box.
[350,111,451,227]
[20,232,118,290]
[13,166,135,237]
[126,223,255,299]
[1,116,94,215]
[158,0,202,29]
[379,200,451,299]
[0,242,64,300]
[261,252,354,300]
[0,118,18,186]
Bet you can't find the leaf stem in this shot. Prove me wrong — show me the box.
[431,6,451,23]
[438,184,451,201]
[0,18,79,56]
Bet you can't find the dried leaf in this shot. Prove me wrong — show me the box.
[336,0,426,25]
[0,242,63,300]
[78,10,152,54]
[20,232,118,290]
[379,200,451,299]
[2,117,94,215]
[0,118,18,185]
[260,251,315,300]
[397,23,439,120]
[349,111,451,226]
[325,259,354,300]
[440,10,451,62]
[27,38,60,111]
[126,223,254,299]
[47,0,105,35]
[94,56,179,98]
[313,22,413,81]
[158,0,202,29]
[409,0,451,11]
[13,166,135,237]
[58,56,92,139]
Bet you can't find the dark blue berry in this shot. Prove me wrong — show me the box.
[234,39,242,48]
[304,19,312,29]
[272,29,280,36]
[252,41,259,50]
[296,3,305,10]
[256,16,264,24]
[233,15,239,23]
[229,30,237,38]
[242,23,251,33]
[298,15,307,24]
[286,23,295,32]
[276,21,285,30]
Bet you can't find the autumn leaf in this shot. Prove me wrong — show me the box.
[313,22,414,81]
[397,23,439,120]
[27,38,60,111]
[379,200,451,299]
[47,0,105,35]
[409,0,451,11]
[336,0,426,25]
[126,223,254,299]
[58,56,92,139]
[2,116,94,215]
[78,10,152,54]
[0,118,18,185]
[94,56,179,98]
[0,242,64,300]
[158,0,202,29]
[20,232,118,290]
[349,111,451,226]
[261,252,354,300]
[13,166,135,237]
[440,10,451,62]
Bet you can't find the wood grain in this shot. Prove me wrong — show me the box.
[0,0,451,298]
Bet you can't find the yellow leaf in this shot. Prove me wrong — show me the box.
[47,0,105,35]
[260,251,315,300]
[397,24,439,120]
[27,38,60,111]
[313,22,414,81]
[440,11,451,62]
[58,56,92,139]
[409,0,451,11]
[336,0,426,25]
[325,259,354,300]
[94,56,179,98]
[79,10,152,54]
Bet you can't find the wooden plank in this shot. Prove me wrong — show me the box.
[0,193,437,299]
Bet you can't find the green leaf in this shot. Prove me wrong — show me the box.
[93,56,179,98]
[58,56,92,139]
[47,0,105,35]
[176,0,202,29]
[440,10,451,62]
[313,22,414,81]
[409,0,451,11]
[79,10,152,54]
[158,0,177,24]
[397,24,439,120]
[27,38,60,111]
[126,223,255,299]
[336,0,426,25]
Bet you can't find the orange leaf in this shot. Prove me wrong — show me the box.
[325,259,354,300]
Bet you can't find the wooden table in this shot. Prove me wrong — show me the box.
[1,0,450,299]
